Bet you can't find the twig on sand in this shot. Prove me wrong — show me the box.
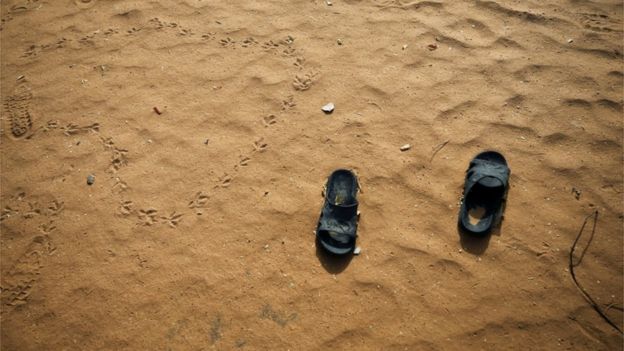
[569,210,623,334]
[430,140,449,162]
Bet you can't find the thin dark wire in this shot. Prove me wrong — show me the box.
[568,210,623,334]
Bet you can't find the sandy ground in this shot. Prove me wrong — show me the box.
[1,0,623,350]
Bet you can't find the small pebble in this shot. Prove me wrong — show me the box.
[427,43,438,51]
[567,38,574,43]
[326,0,332,5]
[322,102,335,114]
[402,44,408,50]
[353,247,361,255]
[87,174,95,185]
[337,39,343,45]
[400,144,411,151]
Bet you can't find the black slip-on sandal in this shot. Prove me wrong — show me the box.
[316,169,359,255]
[458,151,510,235]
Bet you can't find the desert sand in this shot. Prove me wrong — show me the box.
[1,0,623,350]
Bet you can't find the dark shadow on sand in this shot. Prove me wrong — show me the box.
[315,239,353,274]
[458,224,501,255]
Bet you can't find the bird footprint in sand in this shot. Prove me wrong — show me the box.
[188,192,209,215]
[281,96,296,110]
[253,138,268,152]
[161,212,183,228]
[262,114,277,127]
[138,208,158,226]
[119,200,134,216]
[292,72,317,91]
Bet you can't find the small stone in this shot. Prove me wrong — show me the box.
[86,174,95,185]
[567,38,573,43]
[427,43,438,51]
[402,44,408,50]
[322,102,335,114]
[16,75,24,81]
[353,247,361,255]
[458,249,463,253]
[400,144,411,151]
[336,39,343,45]
[326,0,332,5]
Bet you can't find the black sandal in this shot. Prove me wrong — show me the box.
[316,169,359,255]
[458,151,510,235]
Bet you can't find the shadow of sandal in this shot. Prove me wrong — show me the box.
[315,238,353,274]
[458,224,503,255]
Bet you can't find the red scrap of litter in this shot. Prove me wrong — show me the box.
[153,107,162,115]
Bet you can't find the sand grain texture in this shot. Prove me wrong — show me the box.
[1,0,623,350]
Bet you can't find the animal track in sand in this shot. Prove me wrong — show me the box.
[188,192,209,215]
[281,95,296,110]
[137,208,159,226]
[0,197,64,221]
[579,12,622,33]
[219,37,236,47]
[253,138,268,152]
[218,174,233,188]
[1,235,56,306]
[293,57,305,70]
[261,36,295,55]
[100,137,129,172]
[0,206,17,222]
[238,156,251,167]
[47,199,65,217]
[160,211,183,228]
[112,177,129,193]
[241,37,259,47]
[60,122,100,136]
[292,72,318,91]
[260,304,298,327]
[262,114,277,127]
[4,83,33,138]
[0,0,41,31]
[22,202,41,219]
[119,200,134,216]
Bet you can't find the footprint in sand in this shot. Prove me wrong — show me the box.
[4,83,33,138]
[219,37,236,47]
[293,57,305,70]
[110,147,129,172]
[137,208,158,226]
[218,174,233,188]
[238,156,251,167]
[188,192,209,215]
[262,114,277,127]
[253,138,268,152]
[119,200,134,216]
[112,177,128,193]
[1,235,56,306]
[46,199,65,217]
[240,37,259,48]
[160,211,183,228]
[281,95,296,110]
[61,122,100,136]
[292,72,317,91]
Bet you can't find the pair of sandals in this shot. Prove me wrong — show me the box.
[316,151,510,255]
